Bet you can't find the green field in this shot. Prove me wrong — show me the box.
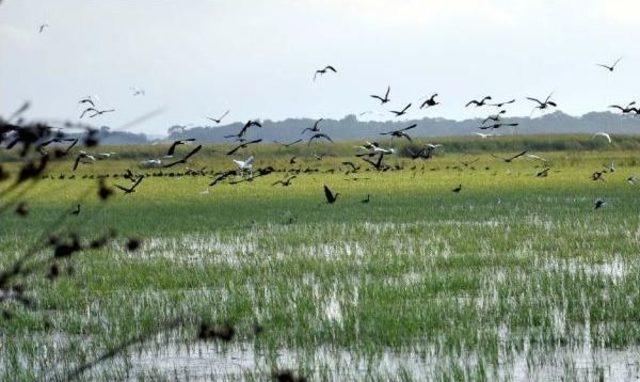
[2,136,640,380]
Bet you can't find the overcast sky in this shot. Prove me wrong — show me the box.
[1,0,639,135]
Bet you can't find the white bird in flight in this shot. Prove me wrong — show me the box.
[593,132,612,143]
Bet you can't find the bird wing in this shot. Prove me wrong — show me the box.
[401,124,417,132]
[130,176,144,190]
[370,95,384,102]
[114,184,130,192]
[72,156,81,171]
[526,97,543,105]
[326,66,337,72]
[166,141,180,156]
[402,103,411,113]
[227,145,242,155]
[612,57,622,67]
[465,100,478,107]
[510,151,528,160]
[182,145,203,160]
[323,185,334,202]
[385,86,390,98]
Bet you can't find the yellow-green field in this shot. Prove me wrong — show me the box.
[2,137,640,380]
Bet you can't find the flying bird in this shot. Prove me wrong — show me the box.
[163,145,202,168]
[227,139,262,155]
[527,93,557,110]
[420,94,440,109]
[38,24,49,33]
[313,65,337,81]
[466,96,492,107]
[323,185,339,204]
[479,123,519,130]
[115,176,144,194]
[272,175,297,187]
[72,151,96,171]
[491,151,527,163]
[302,119,323,134]
[166,138,196,157]
[206,110,230,124]
[490,99,516,108]
[307,133,333,145]
[274,139,303,147]
[370,86,391,104]
[78,97,95,107]
[608,102,636,114]
[380,124,416,141]
[482,110,506,125]
[597,57,622,72]
[593,132,612,143]
[390,103,411,117]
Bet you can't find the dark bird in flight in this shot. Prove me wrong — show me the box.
[491,151,527,163]
[380,124,416,141]
[289,156,297,165]
[360,152,389,171]
[452,184,462,193]
[274,139,302,147]
[370,86,391,104]
[209,170,237,187]
[420,94,440,109]
[594,198,606,209]
[323,185,339,204]
[38,24,49,33]
[78,97,95,107]
[390,103,411,117]
[536,168,550,177]
[224,120,261,141]
[163,145,202,167]
[80,108,115,119]
[307,133,333,146]
[166,138,196,157]
[302,118,323,134]
[314,65,337,81]
[479,122,519,130]
[72,151,96,171]
[466,96,492,107]
[609,102,637,114]
[490,99,516,108]
[272,175,297,187]
[71,204,81,216]
[597,58,622,72]
[482,110,506,125]
[206,110,230,124]
[115,176,144,194]
[527,93,557,110]
[226,139,262,155]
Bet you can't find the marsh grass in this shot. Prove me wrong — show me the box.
[2,138,640,380]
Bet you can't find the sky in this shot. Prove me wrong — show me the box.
[1,0,639,135]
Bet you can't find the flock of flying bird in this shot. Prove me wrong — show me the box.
[30,54,637,209]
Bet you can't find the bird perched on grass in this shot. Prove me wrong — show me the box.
[594,198,606,209]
